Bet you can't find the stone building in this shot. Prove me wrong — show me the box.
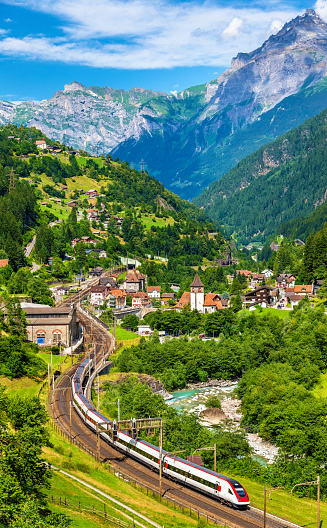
[24,304,79,347]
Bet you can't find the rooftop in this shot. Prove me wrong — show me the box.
[190,273,204,288]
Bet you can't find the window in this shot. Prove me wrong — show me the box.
[228,488,233,495]
[53,332,62,343]
[37,332,45,344]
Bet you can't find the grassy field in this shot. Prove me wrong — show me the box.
[40,202,70,220]
[45,428,203,528]
[140,213,174,230]
[226,471,325,525]
[252,307,291,318]
[115,327,138,341]
[0,376,42,397]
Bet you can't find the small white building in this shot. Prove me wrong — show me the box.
[261,269,274,279]
[35,139,47,150]
[147,286,161,298]
[90,285,109,305]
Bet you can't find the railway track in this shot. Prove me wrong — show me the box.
[52,292,298,528]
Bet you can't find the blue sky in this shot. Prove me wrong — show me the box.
[0,0,323,101]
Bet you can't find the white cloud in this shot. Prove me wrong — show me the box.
[4,18,13,22]
[315,0,327,21]
[0,0,300,69]
[270,18,284,33]
[221,17,244,40]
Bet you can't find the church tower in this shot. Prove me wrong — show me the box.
[190,274,204,313]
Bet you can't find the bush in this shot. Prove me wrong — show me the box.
[206,396,221,409]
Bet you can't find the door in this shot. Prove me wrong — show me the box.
[214,481,221,496]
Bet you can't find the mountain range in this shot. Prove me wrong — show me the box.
[2,9,327,200]
[194,106,327,242]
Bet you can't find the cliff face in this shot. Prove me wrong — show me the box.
[2,10,327,198]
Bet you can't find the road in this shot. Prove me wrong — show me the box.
[24,235,36,257]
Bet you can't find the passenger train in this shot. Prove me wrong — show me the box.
[72,357,250,510]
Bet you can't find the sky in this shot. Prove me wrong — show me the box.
[0,0,326,101]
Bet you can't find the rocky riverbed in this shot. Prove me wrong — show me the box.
[169,383,279,465]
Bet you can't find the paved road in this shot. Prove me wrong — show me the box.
[24,235,36,257]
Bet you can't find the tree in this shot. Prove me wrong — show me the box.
[230,294,242,313]
[122,314,139,332]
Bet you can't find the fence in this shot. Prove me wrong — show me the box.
[50,495,135,527]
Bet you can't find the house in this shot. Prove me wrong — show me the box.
[203,293,223,313]
[56,286,71,296]
[170,284,180,292]
[250,273,265,288]
[0,259,9,268]
[90,285,109,305]
[71,238,81,247]
[23,304,79,347]
[99,276,118,288]
[243,286,273,308]
[176,274,225,313]
[161,293,175,306]
[147,286,161,298]
[90,266,103,277]
[294,239,305,246]
[236,270,252,280]
[270,242,280,252]
[67,201,78,207]
[261,269,274,279]
[294,284,313,296]
[108,289,126,310]
[313,279,324,295]
[285,293,306,308]
[175,292,190,309]
[123,270,147,293]
[276,274,296,289]
[86,189,98,197]
[35,139,47,150]
[81,236,92,244]
[131,292,152,308]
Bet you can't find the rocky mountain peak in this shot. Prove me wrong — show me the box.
[231,9,327,71]
[64,81,88,92]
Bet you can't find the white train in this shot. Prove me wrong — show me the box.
[72,357,250,510]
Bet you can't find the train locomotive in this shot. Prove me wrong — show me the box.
[72,357,250,510]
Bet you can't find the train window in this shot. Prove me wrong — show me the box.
[234,486,246,497]
[228,489,233,495]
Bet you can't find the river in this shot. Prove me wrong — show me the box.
[168,383,278,466]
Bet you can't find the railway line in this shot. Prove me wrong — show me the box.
[52,286,298,528]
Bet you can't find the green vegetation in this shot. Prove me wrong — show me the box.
[194,105,327,242]
[103,375,250,462]
[0,386,70,527]
[115,304,327,495]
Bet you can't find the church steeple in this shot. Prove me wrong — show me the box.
[190,274,204,312]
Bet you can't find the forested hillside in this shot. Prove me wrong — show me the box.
[0,124,226,280]
[194,107,327,242]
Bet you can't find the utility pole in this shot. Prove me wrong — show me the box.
[69,401,72,442]
[59,342,61,374]
[97,374,100,411]
[47,363,50,393]
[263,485,266,528]
[159,445,162,501]
[317,475,320,528]
[96,424,100,462]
